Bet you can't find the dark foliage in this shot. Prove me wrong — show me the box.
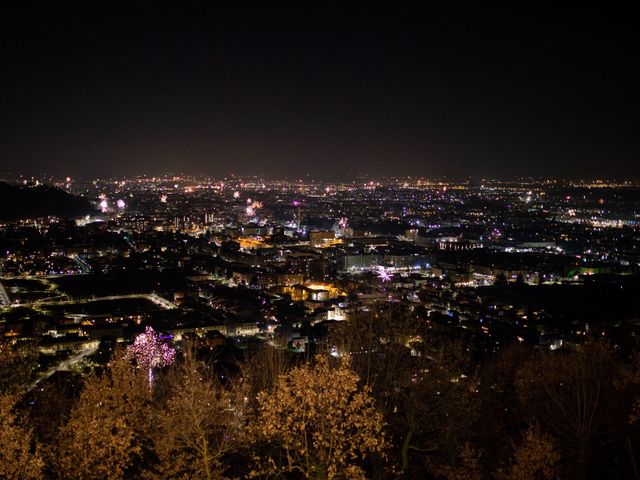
[0,182,94,220]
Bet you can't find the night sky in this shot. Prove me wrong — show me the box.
[1,4,638,180]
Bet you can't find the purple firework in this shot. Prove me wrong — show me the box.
[376,266,391,282]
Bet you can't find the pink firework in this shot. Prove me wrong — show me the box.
[246,201,263,217]
[376,266,391,282]
[126,326,175,386]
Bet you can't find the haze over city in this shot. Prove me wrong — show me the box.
[1,4,638,179]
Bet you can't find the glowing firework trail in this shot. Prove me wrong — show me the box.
[126,326,175,387]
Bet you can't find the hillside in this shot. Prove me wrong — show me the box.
[0,182,95,220]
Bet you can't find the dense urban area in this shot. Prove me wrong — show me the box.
[1,175,640,479]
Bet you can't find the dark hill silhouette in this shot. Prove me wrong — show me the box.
[0,182,95,220]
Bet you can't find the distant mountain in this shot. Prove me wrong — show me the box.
[0,182,95,220]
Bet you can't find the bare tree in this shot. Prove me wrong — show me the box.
[436,443,483,480]
[53,352,151,480]
[516,342,614,480]
[327,305,478,477]
[244,340,292,403]
[145,350,249,480]
[397,338,479,476]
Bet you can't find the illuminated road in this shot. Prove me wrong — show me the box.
[0,275,176,310]
[5,293,177,310]
[29,341,100,391]
[0,281,9,306]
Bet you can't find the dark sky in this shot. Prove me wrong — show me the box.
[1,4,638,180]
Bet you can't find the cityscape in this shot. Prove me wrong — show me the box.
[1,4,639,480]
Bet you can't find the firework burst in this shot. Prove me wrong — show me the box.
[376,266,391,282]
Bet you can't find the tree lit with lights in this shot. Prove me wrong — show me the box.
[126,326,175,386]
